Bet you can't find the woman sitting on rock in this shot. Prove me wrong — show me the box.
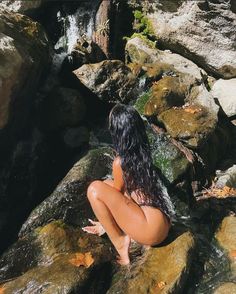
[83,104,174,265]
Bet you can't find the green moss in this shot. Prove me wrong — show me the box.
[124,9,156,48]
[134,90,151,114]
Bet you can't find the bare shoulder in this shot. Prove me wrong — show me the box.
[113,156,122,170]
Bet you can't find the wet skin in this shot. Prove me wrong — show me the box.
[83,157,170,265]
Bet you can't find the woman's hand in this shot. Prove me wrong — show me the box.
[82,219,106,236]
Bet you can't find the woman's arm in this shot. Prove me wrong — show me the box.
[112,156,125,192]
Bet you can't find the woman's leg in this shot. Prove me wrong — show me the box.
[86,180,169,264]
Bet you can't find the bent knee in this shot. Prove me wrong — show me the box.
[87,180,104,200]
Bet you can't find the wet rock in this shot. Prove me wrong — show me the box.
[215,165,236,188]
[143,1,236,78]
[159,106,217,149]
[73,60,137,103]
[211,78,236,117]
[215,215,236,276]
[0,0,44,14]
[147,126,190,184]
[69,38,106,69]
[125,36,205,80]
[0,10,50,133]
[19,147,114,237]
[214,282,236,294]
[107,231,196,294]
[0,221,112,293]
[42,87,86,130]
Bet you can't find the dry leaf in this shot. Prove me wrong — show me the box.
[183,107,201,114]
[69,252,94,268]
[229,250,236,259]
[201,185,236,199]
[0,286,6,294]
[154,281,166,291]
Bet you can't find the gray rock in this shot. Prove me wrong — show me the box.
[0,10,50,132]
[211,78,236,117]
[0,1,44,14]
[144,1,236,78]
[215,165,236,188]
[19,147,114,237]
[126,36,205,80]
[73,60,137,103]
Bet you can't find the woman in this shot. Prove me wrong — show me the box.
[82,104,175,265]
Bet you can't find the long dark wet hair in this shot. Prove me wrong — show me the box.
[109,104,175,219]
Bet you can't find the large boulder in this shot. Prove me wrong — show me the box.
[126,36,205,80]
[127,37,219,119]
[19,147,114,237]
[141,1,236,78]
[211,78,236,118]
[0,221,112,293]
[0,10,50,134]
[158,105,217,149]
[107,231,196,294]
[73,60,137,103]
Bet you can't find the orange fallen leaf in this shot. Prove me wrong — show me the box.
[0,286,6,294]
[183,107,201,114]
[69,252,94,268]
[154,281,166,291]
[229,250,236,259]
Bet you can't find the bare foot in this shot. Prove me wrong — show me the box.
[115,235,131,265]
[82,219,106,236]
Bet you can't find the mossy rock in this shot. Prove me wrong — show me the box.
[147,127,190,184]
[159,106,216,149]
[19,147,114,237]
[0,221,112,293]
[144,76,189,116]
[107,231,196,294]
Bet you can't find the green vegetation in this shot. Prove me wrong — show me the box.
[123,9,156,48]
[134,90,151,114]
[133,10,154,37]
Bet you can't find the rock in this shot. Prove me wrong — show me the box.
[63,126,90,148]
[147,126,191,184]
[19,147,114,237]
[125,36,205,80]
[143,76,189,116]
[73,60,137,103]
[215,165,236,188]
[0,221,112,293]
[42,87,86,130]
[93,0,112,58]
[107,231,196,294]
[211,78,236,117]
[215,215,236,276]
[0,0,44,14]
[126,37,219,118]
[0,10,50,133]
[143,1,236,78]
[158,106,217,149]
[213,282,236,294]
